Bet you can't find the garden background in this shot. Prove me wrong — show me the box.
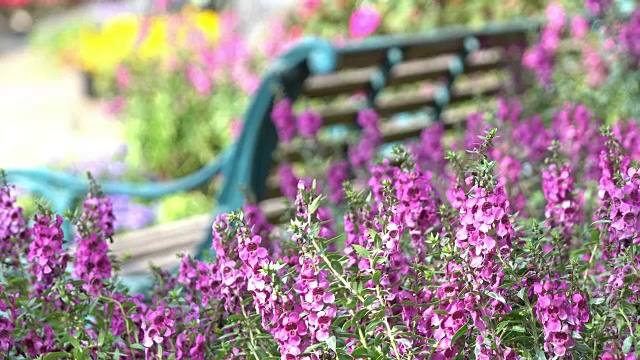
[3,0,640,358]
[1,0,587,234]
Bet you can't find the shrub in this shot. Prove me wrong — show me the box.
[3,94,640,357]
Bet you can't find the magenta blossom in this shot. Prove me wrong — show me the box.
[349,5,381,39]
[297,110,323,139]
[186,65,212,96]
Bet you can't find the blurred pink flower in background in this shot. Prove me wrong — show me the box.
[261,20,304,59]
[583,46,609,87]
[106,96,126,115]
[186,65,212,96]
[115,66,131,91]
[541,27,561,51]
[571,15,590,39]
[545,2,566,31]
[300,0,322,19]
[154,0,170,12]
[230,118,243,139]
[231,62,260,94]
[349,5,381,39]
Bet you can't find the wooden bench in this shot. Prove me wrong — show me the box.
[5,18,542,288]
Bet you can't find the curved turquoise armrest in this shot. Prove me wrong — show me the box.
[3,144,235,238]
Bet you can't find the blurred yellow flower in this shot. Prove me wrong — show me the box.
[193,10,220,43]
[136,16,170,61]
[73,9,219,74]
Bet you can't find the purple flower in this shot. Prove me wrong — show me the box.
[533,278,585,356]
[80,192,116,239]
[308,306,337,341]
[0,184,28,264]
[176,333,191,360]
[27,214,69,290]
[115,65,131,90]
[303,270,335,311]
[619,10,640,67]
[0,317,14,352]
[189,335,206,360]
[326,161,349,204]
[271,99,297,142]
[542,164,582,238]
[297,110,323,139]
[349,5,381,39]
[238,235,269,269]
[546,3,566,32]
[21,326,54,358]
[73,233,112,294]
[523,44,555,87]
[413,122,446,175]
[141,306,176,348]
[393,168,442,261]
[186,65,212,96]
[278,163,301,200]
[571,15,590,39]
[585,0,612,16]
[356,108,380,130]
[275,312,307,349]
[110,195,155,232]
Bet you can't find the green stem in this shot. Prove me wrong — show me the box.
[311,239,366,303]
[374,283,402,360]
[99,296,134,349]
[240,298,261,360]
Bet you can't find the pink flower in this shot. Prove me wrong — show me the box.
[230,118,243,139]
[299,0,321,19]
[349,5,381,39]
[571,15,590,39]
[115,65,131,90]
[546,2,566,32]
[186,65,212,96]
[296,110,323,139]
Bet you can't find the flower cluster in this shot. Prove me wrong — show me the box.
[271,99,325,143]
[141,305,176,349]
[542,164,582,238]
[619,9,640,67]
[534,278,589,357]
[349,109,382,168]
[27,214,69,291]
[455,182,514,288]
[0,184,28,264]
[73,188,115,293]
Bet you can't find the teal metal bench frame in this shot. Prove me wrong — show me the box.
[4,18,544,291]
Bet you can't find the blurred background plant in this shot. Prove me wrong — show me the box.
[12,0,626,234]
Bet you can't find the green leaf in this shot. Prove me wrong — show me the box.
[354,308,369,322]
[364,295,377,307]
[130,344,145,350]
[98,330,106,347]
[325,335,336,352]
[62,334,80,349]
[43,352,71,360]
[622,336,633,354]
[352,245,370,259]
[351,346,368,357]
[226,314,244,323]
[309,196,322,215]
[331,259,344,275]
[373,270,381,285]
[590,297,605,305]
[451,324,468,343]
[486,291,506,305]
